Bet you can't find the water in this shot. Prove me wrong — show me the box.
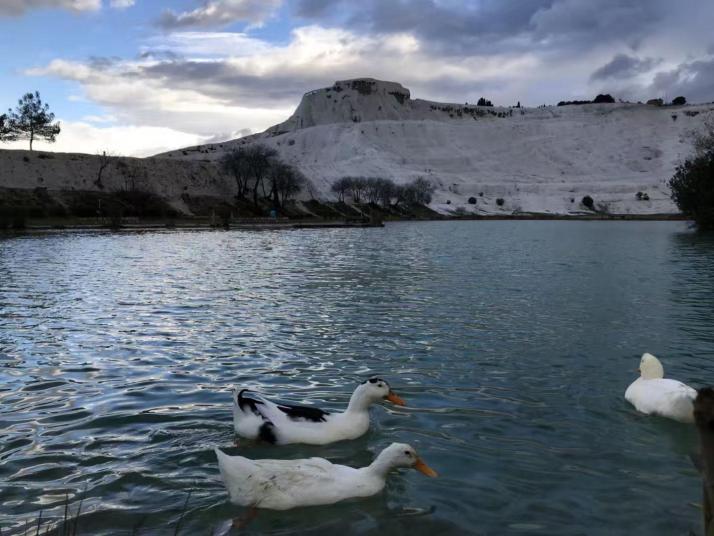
[1,221,713,535]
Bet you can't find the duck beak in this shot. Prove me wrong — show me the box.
[414,458,438,478]
[386,391,405,406]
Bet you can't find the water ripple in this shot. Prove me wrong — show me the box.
[0,222,712,534]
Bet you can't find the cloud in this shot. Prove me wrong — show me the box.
[19,0,714,157]
[0,0,135,15]
[0,0,101,15]
[590,54,659,81]
[157,0,282,29]
[29,24,544,129]
[649,57,714,103]
[3,120,208,157]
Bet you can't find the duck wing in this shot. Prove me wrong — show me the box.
[275,402,330,423]
[216,449,348,509]
[629,379,696,423]
[238,389,331,424]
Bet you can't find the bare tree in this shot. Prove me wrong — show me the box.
[389,177,436,207]
[95,151,114,189]
[349,176,368,203]
[331,177,353,202]
[8,92,61,150]
[243,144,278,206]
[410,176,436,204]
[220,148,251,199]
[271,164,306,206]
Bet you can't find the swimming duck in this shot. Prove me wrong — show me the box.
[625,353,697,423]
[215,442,437,510]
[233,378,406,445]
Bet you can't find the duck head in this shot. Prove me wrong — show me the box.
[372,442,438,477]
[348,377,405,411]
[639,353,665,380]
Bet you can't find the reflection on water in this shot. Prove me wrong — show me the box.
[0,222,712,535]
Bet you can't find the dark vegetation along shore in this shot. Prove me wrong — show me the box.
[0,151,442,230]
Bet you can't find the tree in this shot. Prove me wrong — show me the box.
[95,150,114,189]
[267,161,306,208]
[0,114,16,142]
[593,94,615,104]
[8,92,61,150]
[693,116,714,157]
[275,165,306,205]
[349,176,368,203]
[669,114,714,228]
[242,144,277,205]
[669,151,714,228]
[672,96,687,106]
[477,97,493,107]
[410,177,436,204]
[220,148,251,199]
[331,177,353,202]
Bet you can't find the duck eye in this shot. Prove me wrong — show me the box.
[378,383,383,388]
[404,450,411,456]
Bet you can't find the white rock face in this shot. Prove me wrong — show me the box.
[163,78,713,216]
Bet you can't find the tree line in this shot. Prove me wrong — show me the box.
[0,92,61,150]
[220,144,306,209]
[331,176,435,208]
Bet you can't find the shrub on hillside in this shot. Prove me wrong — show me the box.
[669,152,714,228]
[582,195,594,209]
[496,198,505,206]
[468,197,477,204]
[593,94,616,104]
[672,96,686,106]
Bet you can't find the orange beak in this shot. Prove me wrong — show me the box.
[386,391,405,406]
[414,458,438,478]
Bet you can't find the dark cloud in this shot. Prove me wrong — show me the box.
[88,56,122,70]
[135,60,322,107]
[157,0,282,30]
[590,54,659,81]
[650,58,714,103]
[293,0,670,56]
[295,0,333,18]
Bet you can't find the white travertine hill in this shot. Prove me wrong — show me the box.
[162,78,714,216]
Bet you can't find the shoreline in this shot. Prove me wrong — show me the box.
[0,213,689,235]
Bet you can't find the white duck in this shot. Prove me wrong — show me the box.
[625,353,697,423]
[233,378,405,445]
[215,442,437,510]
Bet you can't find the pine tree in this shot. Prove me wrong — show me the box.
[8,91,61,150]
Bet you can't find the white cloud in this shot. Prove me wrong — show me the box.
[158,0,282,29]
[110,0,135,8]
[3,120,209,157]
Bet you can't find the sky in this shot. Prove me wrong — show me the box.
[1,0,713,156]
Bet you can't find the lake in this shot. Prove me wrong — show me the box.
[1,221,713,535]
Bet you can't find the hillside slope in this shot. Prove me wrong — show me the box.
[162,78,714,216]
[0,150,234,216]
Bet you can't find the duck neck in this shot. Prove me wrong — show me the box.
[366,451,394,479]
[346,389,372,414]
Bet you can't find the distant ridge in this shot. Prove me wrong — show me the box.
[161,78,714,216]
